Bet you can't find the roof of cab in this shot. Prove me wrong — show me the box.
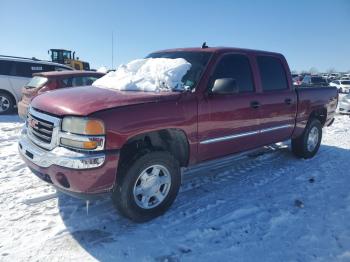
[152,47,283,56]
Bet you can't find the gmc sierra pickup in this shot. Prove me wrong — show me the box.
[18,47,338,222]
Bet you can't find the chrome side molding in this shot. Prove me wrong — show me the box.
[200,124,293,145]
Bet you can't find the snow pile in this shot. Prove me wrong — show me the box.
[92,58,191,92]
[96,66,108,73]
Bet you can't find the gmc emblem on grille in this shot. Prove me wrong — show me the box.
[29,118,39,129]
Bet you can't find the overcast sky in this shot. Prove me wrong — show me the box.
[1,0,349,72]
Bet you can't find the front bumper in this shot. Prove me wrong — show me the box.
[19,130,119,198]
[19,128,106,169]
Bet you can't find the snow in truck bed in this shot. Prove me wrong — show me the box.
[93,58,191,92]
[0,99,350,261]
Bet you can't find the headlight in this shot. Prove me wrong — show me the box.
[60,117,105,151]
[62,117,105,135]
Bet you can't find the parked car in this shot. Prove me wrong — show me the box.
[321,73,329,79]
[18,71,105,119]
[338,93,350,114]
[292,75,304,86]
[329,80,350,93]
[18,47,338,222]
[328,73,341,80]
[0,55,72,114]
[301,75,328,86]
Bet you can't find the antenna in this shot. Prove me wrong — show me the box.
[112,31,114,69]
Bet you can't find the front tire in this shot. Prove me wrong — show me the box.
[291,119,322,159]
[112,151,181,222]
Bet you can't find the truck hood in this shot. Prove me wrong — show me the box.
[31,85,182,116]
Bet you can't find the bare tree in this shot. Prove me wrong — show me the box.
[309,67,318,75]
[327,67,336,74]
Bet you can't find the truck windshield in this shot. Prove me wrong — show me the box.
[147,51,212,90]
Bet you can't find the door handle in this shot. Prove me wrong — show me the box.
[250,101,260,109]
[284,98,292,105]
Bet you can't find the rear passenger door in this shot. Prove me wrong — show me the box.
[197,53,261,161]
[254,55,297,145]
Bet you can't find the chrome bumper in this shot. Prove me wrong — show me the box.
[18,128,105,169]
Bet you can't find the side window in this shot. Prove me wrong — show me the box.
[14,62,32,77]
[61,78,73,87]
[257,56,288,91]
[83,76,98,85]
[0,60,13,76]
[212,54,254,93]
[71,77,85,86]
[41,64,55,72]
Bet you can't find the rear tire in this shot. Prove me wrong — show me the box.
[112,151,181,222]
[291,119,322,159]
[0,92,15,115]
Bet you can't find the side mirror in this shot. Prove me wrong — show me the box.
[211,78,238,95]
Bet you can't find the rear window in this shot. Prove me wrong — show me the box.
[311,77,327,84]
[26,76,48,89]
[341,80,350,85]
[257,56,288,91]
[62,76,100,87]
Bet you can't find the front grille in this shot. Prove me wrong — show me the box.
[27,113,54,144]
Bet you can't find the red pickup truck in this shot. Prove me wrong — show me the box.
[19,47,338,222]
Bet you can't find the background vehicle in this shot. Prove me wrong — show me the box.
[292,75,304,86]
[18,71,104,119]
[0,55,72,114]
[301,75,328,86]
[338,93,350,113]
[19,47,338,222]
[329,80,350,93]
[328,73,341,80]
[49,49,90,70]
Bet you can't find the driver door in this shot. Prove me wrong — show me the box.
[197,53,261,162]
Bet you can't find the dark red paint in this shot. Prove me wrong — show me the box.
[27,47,338,196]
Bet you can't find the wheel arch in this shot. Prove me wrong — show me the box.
[118,128,190,171]
[0,89,17,104]
[308,107,327,127]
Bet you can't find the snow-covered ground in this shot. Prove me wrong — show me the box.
[0,112,350,262]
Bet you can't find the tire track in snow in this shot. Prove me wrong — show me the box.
[160,144,335,230]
